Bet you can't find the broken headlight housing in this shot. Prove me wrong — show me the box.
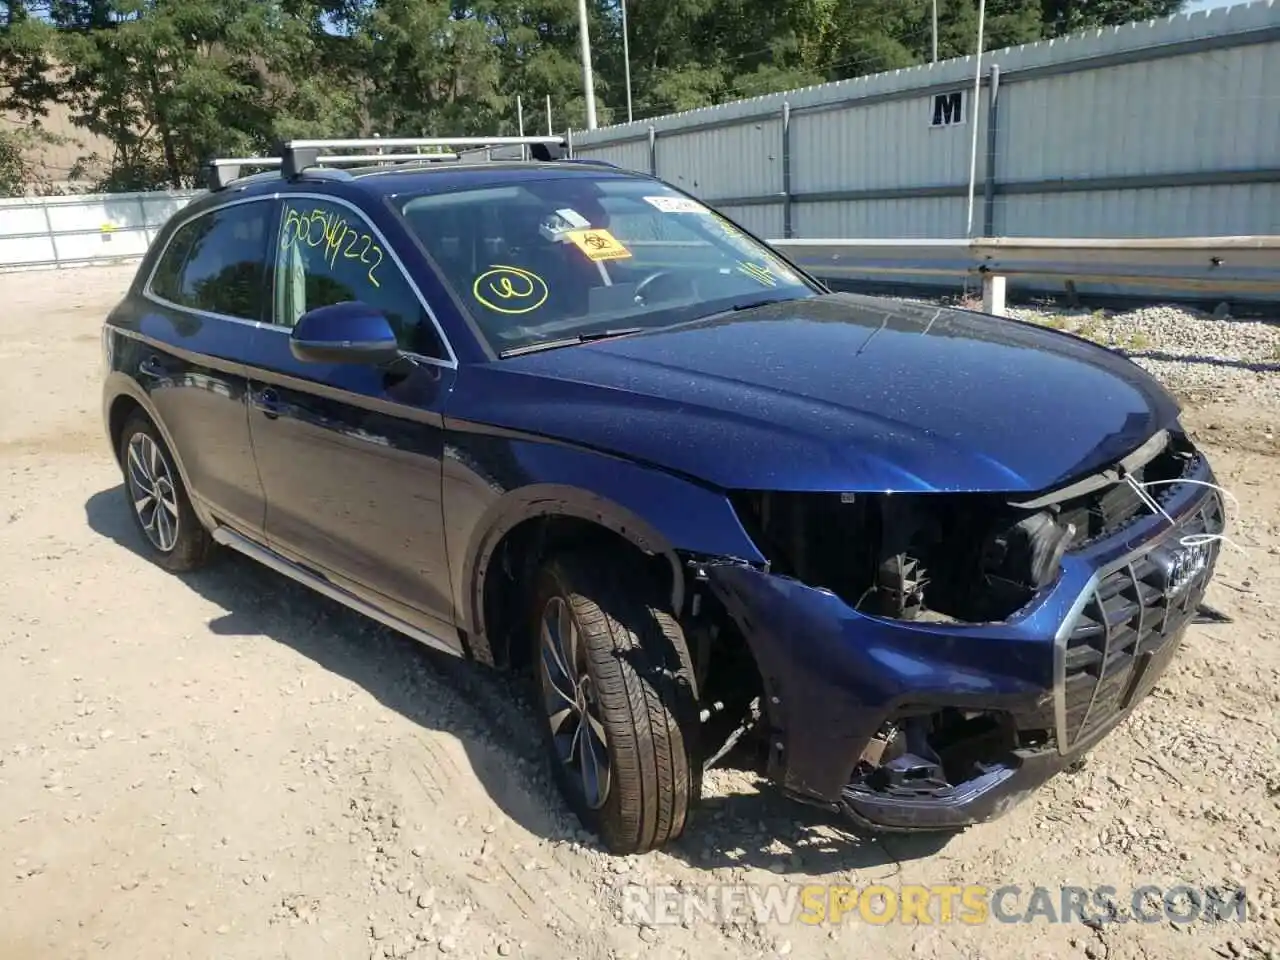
[727,490,1076,623]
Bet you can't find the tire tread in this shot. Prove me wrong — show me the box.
[536,551,699,854]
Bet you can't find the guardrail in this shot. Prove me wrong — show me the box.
[770,236,1280,314]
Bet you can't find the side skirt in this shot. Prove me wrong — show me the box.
[211,526,464,659]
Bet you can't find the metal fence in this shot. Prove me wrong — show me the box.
[0,189,201,272]
[570,1,1280,242]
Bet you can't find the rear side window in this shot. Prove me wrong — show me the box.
[149,201,273,321]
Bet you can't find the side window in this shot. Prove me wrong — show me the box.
[149,219,197,302]
[273,197,445,359]
[151,201,272,321]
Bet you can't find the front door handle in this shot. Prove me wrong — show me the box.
[138,355,170,379]
[250,387,281,419]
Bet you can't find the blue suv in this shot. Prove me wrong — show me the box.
[101,136,1223,854]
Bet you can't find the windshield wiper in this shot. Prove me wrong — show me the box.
[731,298,781,312]
[499,327,645,358]
[683,295,796,327]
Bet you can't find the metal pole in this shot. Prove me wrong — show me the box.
[517,95,526,160]
[546,94,553,136]
[577,0,598,129]
[622,0,633,123]
[982,64,1000,237]
[782,101,793,240]
[931,0,938,63]
[964,0,986,237]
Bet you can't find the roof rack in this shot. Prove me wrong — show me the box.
[205,135,570,190]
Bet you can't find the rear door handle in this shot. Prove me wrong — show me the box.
[251,387,281,418]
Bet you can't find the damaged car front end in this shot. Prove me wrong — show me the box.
[683,428,1223,831]
[466,287,1228,840]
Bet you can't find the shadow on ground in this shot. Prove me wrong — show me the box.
[86,483,953,875]
[1122,349,1280,374]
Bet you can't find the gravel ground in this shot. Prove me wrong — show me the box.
[1005,301,1280,412]
[1,265,1278,960]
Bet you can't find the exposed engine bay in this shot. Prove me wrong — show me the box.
[726,429,1196,624]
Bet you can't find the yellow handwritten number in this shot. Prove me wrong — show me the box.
[282,205,383,288]
[737,261,777,287]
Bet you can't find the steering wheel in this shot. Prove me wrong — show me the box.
[634,270,696,304]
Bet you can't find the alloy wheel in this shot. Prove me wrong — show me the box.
[538,596,611,810]
[125,432,180,552]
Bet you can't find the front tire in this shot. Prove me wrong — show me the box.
[118,411,214,572]
[530,551,700,855]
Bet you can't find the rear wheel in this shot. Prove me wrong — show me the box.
[119,411,214,572]
[530,550,700,855]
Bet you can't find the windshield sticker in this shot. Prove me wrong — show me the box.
[564,228,633,262]
[736,261,778,287]
[282,206,383,288]
[555,207,592,228]
[643,195,708,215]
[473,265,549,315]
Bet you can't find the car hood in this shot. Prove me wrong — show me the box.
[451,293,1181,493]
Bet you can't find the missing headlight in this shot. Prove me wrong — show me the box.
[727,490,1070,623]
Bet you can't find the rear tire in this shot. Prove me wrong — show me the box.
[530,550,700,855]
[118,411,214,572]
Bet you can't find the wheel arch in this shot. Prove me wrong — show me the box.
[103,376,213,530]
[463,485,687,669]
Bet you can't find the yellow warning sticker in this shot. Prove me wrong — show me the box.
[564,228,632,261]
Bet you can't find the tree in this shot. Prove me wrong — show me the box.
[0,0,1190,193]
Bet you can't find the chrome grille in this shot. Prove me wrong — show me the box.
[1057,492,1223,752]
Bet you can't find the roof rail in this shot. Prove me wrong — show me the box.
[205,134,569,190]
[281,135,567,177]
[204,151,463,191]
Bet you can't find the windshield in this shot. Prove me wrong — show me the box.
[395,174,819,356]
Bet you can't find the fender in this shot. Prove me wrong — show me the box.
[101,367,221,532]
[443,428,766,662]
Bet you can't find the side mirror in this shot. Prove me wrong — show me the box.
[289,301,401,365]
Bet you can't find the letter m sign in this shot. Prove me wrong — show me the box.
[930,91,965,128]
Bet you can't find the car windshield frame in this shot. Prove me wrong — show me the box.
[387,172,825,358]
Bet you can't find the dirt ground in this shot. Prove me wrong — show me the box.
[1,264,1277,960]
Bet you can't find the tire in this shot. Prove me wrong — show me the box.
[118,411,214,572]
[530,550,701,855]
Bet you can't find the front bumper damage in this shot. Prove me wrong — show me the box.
[702,459,1223,832]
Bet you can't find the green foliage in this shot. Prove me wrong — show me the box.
[0,0,1187,194]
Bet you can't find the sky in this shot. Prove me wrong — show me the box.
[1186,0,1250,9]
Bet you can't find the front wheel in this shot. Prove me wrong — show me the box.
[530,551,700,855]
[118,411,214,572]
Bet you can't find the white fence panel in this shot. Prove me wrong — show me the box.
[0,189,202,271]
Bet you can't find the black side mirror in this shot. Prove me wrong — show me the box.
[289,302,401,365]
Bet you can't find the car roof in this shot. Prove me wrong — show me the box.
[224,160,649,204]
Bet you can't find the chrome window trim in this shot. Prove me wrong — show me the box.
[142,190,459,370]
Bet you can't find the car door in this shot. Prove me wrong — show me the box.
[245,193,460,642]
[133,197,276,535]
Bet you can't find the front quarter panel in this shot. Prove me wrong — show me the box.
[442,418,766,652]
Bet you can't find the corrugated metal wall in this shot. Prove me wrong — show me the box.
[572,0,1280,239]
